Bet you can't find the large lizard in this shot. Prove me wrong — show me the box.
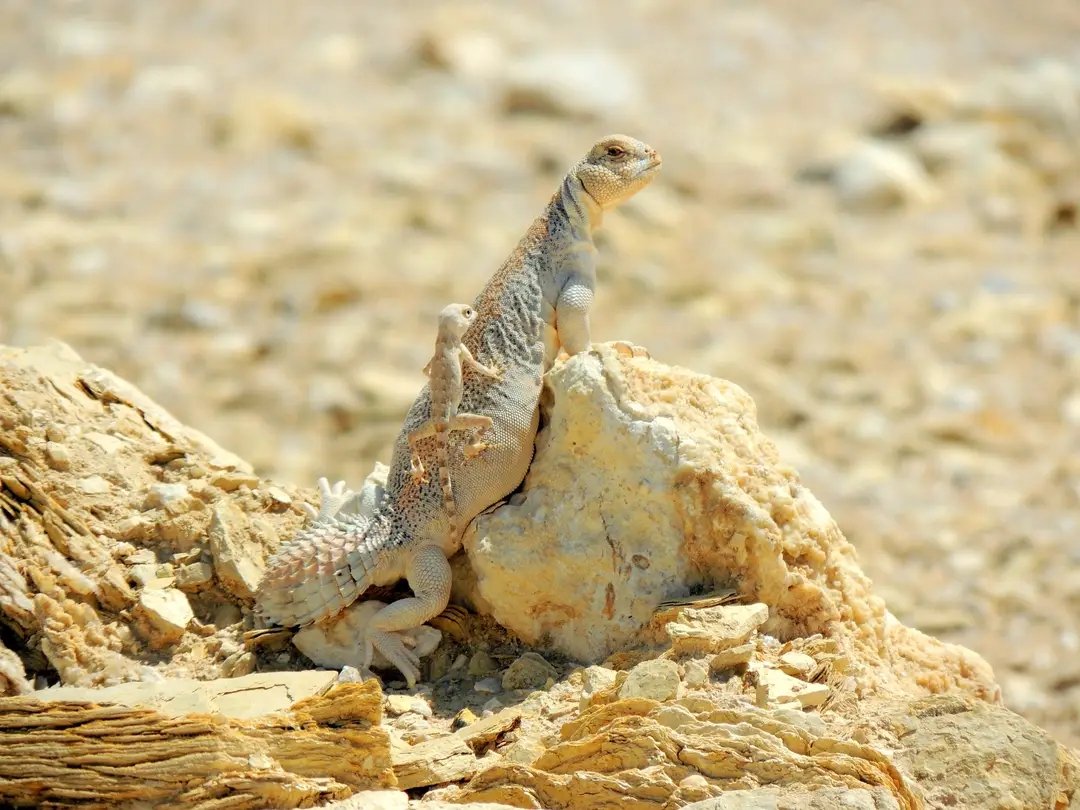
[256,135,662,685]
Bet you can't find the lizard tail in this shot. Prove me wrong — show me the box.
[255,508,399,626]
[435,424,459,536]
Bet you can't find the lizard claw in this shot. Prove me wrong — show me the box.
[367,630,422,688]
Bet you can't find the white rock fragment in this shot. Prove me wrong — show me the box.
[386,694,432,718]
[133,588,193,648]
[754,667,829,709]
[778,651,817,678]
[128,563,161,588]
[502,50,640,120]
[43,442,70,470]
[683,658,710,688]
[667,603,770,655]
[337,666,365,684]
[77,475,110,494]
[832,140,934,211]
[146,483,190,510]
[618,658,681,702]
[208,501,264,599]
[579,665,618,710]
[266,486,291,505]
[173,562,214,591]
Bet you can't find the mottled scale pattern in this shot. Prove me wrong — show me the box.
[255,135,661,636]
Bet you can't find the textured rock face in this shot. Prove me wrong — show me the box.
[2,340,1078,809]
[0,342,310,691]
[0,680,392,809]
[464,344,997,702]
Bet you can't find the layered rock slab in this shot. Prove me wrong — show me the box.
[0,680,392,809]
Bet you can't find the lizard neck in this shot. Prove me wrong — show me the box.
[555,173,604,237]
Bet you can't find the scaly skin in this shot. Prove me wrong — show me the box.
[256,135,662,686]
[407,303,501,538]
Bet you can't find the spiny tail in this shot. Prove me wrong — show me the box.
[255,508,397,626]
[435,423,459,536]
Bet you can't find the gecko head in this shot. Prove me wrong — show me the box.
[438,303,478,338]
[575,135,662,210]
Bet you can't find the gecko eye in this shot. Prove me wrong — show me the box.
[463,307,474,318]
[605,145,626,158]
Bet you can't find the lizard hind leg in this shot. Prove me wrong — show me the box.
[406,421,437,482]
[450,412,495,458]
[363,544,451,687]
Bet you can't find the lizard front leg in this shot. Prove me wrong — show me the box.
[460,345,502,380]
[555,275,595,356]
[363,543,451,687]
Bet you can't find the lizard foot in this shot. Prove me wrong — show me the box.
[301,477,356,524]
[610,340,651,359]
[463,441,491,459]
[409,457,429,484]
[366,629,422,688]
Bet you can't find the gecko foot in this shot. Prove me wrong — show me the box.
[409,456,429,484]
[463,441,491,459]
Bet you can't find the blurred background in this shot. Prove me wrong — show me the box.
[2,1,1079,744]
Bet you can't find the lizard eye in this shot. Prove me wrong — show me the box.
[605,145,625,158]
[463,308,474,318]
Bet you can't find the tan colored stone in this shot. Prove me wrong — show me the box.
[754,667,829,709]
[132,587,193,648]
[394,734,477,790]
[667,603,770,655]
[208,500,265,599]
[36,670,339,718]
[778,651,816,678]
[710,642,755,671]
[0,681,392,808]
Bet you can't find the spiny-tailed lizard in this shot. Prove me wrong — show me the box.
[256,135,661,685]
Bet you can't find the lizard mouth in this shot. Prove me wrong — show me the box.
[640,158,663,175]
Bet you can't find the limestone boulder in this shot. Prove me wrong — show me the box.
[462,344,997,703]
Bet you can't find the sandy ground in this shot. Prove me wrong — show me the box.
[3,0,1079,746]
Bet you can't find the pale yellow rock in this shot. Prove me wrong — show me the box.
[465,346,1000,703]
[386,693,433,718]
[35,670,339,718]
[779,651,816,678]
[667,603,770,655]
[710,643,755,671]
[618,658,681,702]
[209,500,265,600]
[0,640,30,695]
[132,587,194,648]
[394,734,478,790]
[0,680,392,808]
[754,667,829,709]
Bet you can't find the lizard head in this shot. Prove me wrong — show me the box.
[438,303,478,338]
[575,135,662,210]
